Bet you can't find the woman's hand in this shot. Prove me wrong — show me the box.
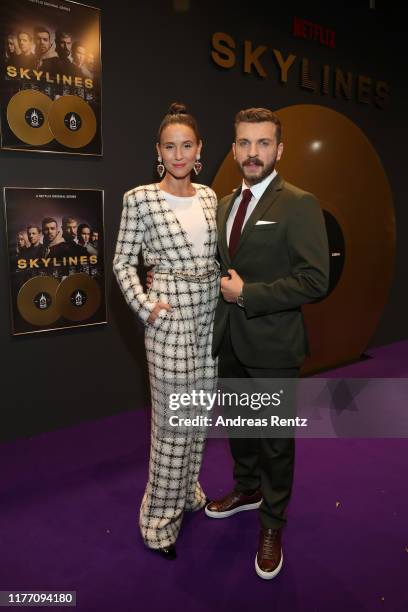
[146,270,154,289]
[147,302,171,324]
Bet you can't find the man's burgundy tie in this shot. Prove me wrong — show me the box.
[229,188,253,259]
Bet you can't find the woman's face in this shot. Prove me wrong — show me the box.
[7,36,16,54]
[157,123,202,180]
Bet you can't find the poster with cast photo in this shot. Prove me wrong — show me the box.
[0,0,102,155]
[4,187,107,335]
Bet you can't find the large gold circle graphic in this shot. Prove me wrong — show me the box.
[17,276,60,326]
[48,95,97,148]
[7,90,53,145]
[212,105,395,374]
[56,273,101,322]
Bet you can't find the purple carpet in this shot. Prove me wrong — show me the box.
[1,341,408,611]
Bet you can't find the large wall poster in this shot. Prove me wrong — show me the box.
[0,0,102,155]
[4,187,107,335]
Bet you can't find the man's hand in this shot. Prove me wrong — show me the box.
[147,302,171,324]
[220,269,244,303]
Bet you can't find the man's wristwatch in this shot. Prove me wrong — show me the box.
[236,287,244,308]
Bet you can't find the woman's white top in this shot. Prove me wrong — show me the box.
[160,190,207,257]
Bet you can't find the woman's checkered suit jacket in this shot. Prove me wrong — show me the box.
[113,183,219,549]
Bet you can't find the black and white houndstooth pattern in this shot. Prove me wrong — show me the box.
[113,183,219,549]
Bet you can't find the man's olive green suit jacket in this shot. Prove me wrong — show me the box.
[212,173,330,368]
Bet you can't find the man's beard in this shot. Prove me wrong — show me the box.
[63,232,75,243]
[238,156,277,186]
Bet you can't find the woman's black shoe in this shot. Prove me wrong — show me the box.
[155,544,177,560]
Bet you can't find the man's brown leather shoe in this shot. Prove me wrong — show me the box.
[255,528,283,579]
[205,489,262,518]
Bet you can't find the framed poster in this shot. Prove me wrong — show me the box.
[0,0,102,155]
[4,187,107,335]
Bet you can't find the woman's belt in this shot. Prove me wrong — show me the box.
[153,264,220,282]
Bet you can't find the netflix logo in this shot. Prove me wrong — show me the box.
[293,16,336,49]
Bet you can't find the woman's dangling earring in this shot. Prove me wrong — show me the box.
[157,156,165,178]
[193,157,203,176]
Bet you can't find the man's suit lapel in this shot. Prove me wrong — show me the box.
[233,173,284,260]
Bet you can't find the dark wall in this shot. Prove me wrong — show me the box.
[1,0,407,441]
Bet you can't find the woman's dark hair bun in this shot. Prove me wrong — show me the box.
[158,102,200,141]
[168,102,188,115]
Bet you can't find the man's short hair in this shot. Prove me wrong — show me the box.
[18,31,33,41]
[62,216,77,227]
[34,26,51,38]
[55,30,72,41]
[42,217,57,228]
[27,224,41,232]
[234,108,282,143]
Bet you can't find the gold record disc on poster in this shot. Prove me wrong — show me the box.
[6,90,53,145]
[56,273,101,321]
[17,276,60,325]
[48,95,97,148]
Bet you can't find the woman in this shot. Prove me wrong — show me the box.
[16,231,28,256]
[77,223,97,255]
[113,103,219,559]
[5,34,19,62]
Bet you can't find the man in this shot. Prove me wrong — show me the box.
[90,229,99,250]
[24,225,43,259]
[42,217,69,259]
[54,30,75,76]
[61,216,88,255]
[55,30,73,62]
[61,216,79,244]
[17,225,44,280]
[85,51,95,77]
[34,27,59,72]
[205,108,329,580]
[15,31,35,69]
